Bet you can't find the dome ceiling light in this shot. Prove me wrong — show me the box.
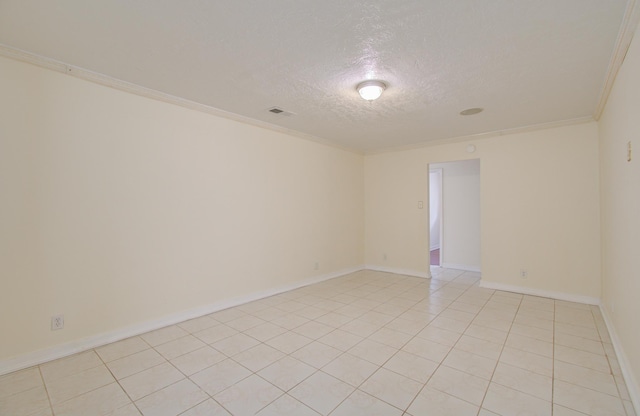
[357,80,386,101]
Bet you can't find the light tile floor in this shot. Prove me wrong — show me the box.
[0,268,636,416]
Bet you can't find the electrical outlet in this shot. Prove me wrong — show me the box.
[51,314,64,331]
[314,262,319,270]
[520,269,528,279]
[383,253,387,261]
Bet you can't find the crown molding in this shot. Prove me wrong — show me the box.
[0,44,362,156]
[364,116,595,155]
[594,0,640,120]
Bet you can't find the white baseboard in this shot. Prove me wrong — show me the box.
[479,280,601,305]
[441,263,481,273]
[365,264,431,279]
[599,305,640,414]
[0,265,365,376]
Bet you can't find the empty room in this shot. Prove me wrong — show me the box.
[1,1,639,415]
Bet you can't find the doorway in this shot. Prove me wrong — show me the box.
[429,159,481,272]
[429,169,443,266]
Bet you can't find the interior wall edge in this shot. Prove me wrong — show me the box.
[363,265,431,279]
[440,263,481,273]
[0,264,365,377]
[600,304,640,414]
[479,281,601,306]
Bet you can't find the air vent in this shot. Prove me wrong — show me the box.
[267,107,295,117]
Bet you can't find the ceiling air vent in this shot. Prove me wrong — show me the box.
[267,107,295,116]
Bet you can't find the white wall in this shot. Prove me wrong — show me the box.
[0,56,364,363]
[598,21,640,407]
[431,160,481,271]
[365,122,601,298]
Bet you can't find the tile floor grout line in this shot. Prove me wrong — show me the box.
[400,273,490,415]
[36,364,55,416]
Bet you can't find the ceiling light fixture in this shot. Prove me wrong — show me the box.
[357,80,386,101]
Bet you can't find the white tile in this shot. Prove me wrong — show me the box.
[40,350,103,382]
[192,324,238,344]
[385,317,428,335]
[554,380,626,416]
[0,367,43,399]
[52,383,130,416]
[555,332,605,355]
[554,360,619,397]
[482,382,551,416]
[406,386,479,416]
[322,353,378,387]
[368,327,413,349]
[427,365,489,405]
[506,332,553,357]
[491,362,552,401]
[209,308,247,323]
[46,365,115,404]
[553,404,591,416]
[317,329,363,351]
[271,314,310,330]
[330,389,403,416]
[555,345,611,373]
[177,316,219,334]
[402,337,451,362]
[0,385,50,416]
[232,343,285,372]
[339,319,380,337]
[291,341,343,369]
[442,348,497,380]
[225,314,266,331]
[119,362,184,401]
[258,356,316,391]
[213,374,282,415]
[107,349,166,380]
[314,312,355,327]
[243,322,288,342]
[211,332,260,356]
[359,368,422,410]
[454,334,503,360]
[429,316,470,333]
[289,371,354,415]
[415,326,461,347]
[190,358,251,396]
[499,346,553,377]
[266,331,313,354]
[463,324,508,344]
[510,323,554,342]
[153,335,205,361]
[348,339,397,366]
[95,337,149,363]
[140,326,189,347]
[382,350,438,383]
[292,320,335,339]
[134,379,207,416]
[180,399,230,416]
[555,322,601,341]
[107,403,142,416]
[170,346,226,376]
[255,394,320,416]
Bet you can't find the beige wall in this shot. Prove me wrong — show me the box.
[431,159,481,271]
[365,122,601,297]
[598,22,640,398]
[0,56,364,361]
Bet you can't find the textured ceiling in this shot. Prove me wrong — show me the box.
[0,0,631,152]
